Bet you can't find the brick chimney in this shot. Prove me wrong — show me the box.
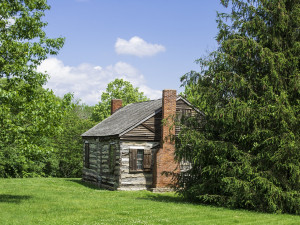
[111,99,122,115]
[153,89,179,190]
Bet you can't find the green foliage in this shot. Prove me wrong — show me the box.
[0,0,64,83]
[50,99,95,177]
[0,0,66,178]
[177,0,300,214]
[92,78,149,122]
[0,1,126,179]
[0,90,95,178]
[0,144,59,178]
[0,79,71,177]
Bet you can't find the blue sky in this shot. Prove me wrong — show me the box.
[38,0,229,105]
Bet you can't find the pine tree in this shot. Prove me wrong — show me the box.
[177,0,300,214]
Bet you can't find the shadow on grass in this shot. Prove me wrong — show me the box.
[138,193,192,205]
[0,194,32,204]
[139,194,280,215]
[66,179,104,190]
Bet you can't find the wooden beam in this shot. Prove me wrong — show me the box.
[141,123,155,133]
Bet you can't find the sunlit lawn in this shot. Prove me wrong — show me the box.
[0,178,298,224]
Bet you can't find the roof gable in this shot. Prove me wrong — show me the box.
[81,99,162,137]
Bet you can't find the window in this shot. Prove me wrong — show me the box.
[85,143,90,168]
[129,148,151,172]
[180,154,192,172]
[176,109,192,122]
[183,109,192,116]
[109,144,116,174]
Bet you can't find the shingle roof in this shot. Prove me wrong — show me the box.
[81,99,162,137]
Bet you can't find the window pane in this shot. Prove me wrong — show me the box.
[137,160,143,170]
[137,150,144,170]
[137,154,143,159]
[137,150,143,158]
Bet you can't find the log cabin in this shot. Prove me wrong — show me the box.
[81,89,203,191]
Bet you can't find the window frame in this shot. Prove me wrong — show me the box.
[129,147,152,173]
[109,144,116,174]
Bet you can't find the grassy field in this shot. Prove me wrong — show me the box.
[0,178,299,225]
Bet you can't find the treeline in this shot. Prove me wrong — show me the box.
[0,1,148,178]
[0,78,95,178]
[0,75,149,178]
[0,76,149,178]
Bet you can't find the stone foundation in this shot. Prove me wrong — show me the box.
[151,188,175,193]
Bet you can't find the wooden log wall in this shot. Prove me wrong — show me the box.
[118,141,160,191]
[175,99,198,136]
[82,136,120,190]
[120,111,162,141]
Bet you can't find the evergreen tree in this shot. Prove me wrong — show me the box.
[177,0,300,214]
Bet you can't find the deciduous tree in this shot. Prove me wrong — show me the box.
[92,78,149,122]
[0,0,66,177]
[50,96,95,178]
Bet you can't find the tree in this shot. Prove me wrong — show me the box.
[0,80,72,177]
[50,97,95,178]
[92,78,149,122]
[0,0,66,177]
[0,0,64,83]
[177,0,300,214]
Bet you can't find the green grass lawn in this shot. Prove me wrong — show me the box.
[0,178,298,225]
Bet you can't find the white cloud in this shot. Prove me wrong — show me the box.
[4,18,16,28]
[7,18,15,25]
[37,58,161,105]
[115,36,166,57]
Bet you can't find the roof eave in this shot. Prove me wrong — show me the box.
[81,134,119,138]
